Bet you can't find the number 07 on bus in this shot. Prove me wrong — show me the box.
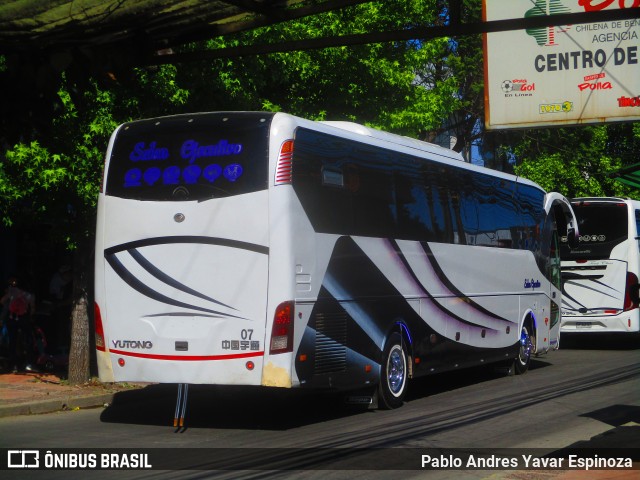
[94,112,577,409]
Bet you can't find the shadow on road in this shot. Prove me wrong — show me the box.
[100,360,550,430]
[546,404,640,461]
[561,333,640,350]
[406,358,551,403]
[101,383,362,429]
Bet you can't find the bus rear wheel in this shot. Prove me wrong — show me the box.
[377,333,408,409]
[514,325,533,374]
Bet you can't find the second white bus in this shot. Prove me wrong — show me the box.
[561,197,640,335]
[94,111,577,409]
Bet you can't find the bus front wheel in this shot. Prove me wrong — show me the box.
[377,333,408,409]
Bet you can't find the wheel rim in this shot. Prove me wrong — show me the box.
[387,345,406,396]
[518,327,533,366]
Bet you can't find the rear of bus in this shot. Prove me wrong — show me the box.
[95,112,289,385]
[560,198,640,334]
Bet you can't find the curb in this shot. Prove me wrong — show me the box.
[0,393,116,418]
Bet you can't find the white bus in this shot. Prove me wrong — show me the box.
[560,197,640,335]
[94,111,577,409]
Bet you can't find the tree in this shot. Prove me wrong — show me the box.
[1,78,114,382]
[171,1,464,136]
[1,1,472,383]
[5,0,637,384]
[0,59,198,383]
[511,124,640,199]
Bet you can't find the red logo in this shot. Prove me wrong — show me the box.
[579,73,613,91]
[578,81,613,91]
[501,79,536,93]
[579,0,640,12]
[617,95,640,107]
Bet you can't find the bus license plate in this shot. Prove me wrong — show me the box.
[576,322,592,329]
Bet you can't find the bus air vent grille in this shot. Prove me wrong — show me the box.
[314,312,347,374]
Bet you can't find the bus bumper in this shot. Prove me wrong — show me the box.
[560,309,640,334]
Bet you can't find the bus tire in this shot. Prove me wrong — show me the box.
[514,324,533,375]
[377,332,408,409]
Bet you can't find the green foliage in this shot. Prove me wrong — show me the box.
[2,0,639,239]
[178,0,463,137]
[2,0,639,382]
[0,76,119,238]
[512,124,640,199]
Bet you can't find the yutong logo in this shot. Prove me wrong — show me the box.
[112,340,153,349]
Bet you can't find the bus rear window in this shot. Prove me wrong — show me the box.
[561,202,629,259]
[105,112,272,201]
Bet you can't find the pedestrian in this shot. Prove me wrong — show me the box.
[0,277,36,372]
[48,265,73,351]
[0,283,9,365]
[49,264,72,301]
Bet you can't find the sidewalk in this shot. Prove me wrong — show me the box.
[0,370,140,418]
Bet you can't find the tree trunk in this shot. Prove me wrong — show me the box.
[67,244,91,385]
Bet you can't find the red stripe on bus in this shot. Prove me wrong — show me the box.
[106,349,264,361]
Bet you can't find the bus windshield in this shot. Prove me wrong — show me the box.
[105,112,272,201]
[561,201,629,260]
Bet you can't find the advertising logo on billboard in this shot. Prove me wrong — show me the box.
[617,95,640,107]
[525,0,572,47]
[484,0,640,129]
[501,79,536,96]
[578,72,613,91]
[539,101,574,113]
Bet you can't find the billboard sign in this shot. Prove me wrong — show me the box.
[484,1,640,130]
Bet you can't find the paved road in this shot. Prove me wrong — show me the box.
[1,336,638,479]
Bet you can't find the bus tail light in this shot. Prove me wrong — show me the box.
[270,301,294,354]
[623,272,639,312]
[94,302,106,351]
[275,140,294,185]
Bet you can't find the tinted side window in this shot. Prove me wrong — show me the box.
[395,161,457,243]
[395,165,432,240]
[517,184,545,253]
[350,146,396,237]
[472,175,519,248]
[292,128,398,236]
[293,127,526,248]
[291,130,354,232]
[454,175,479,245]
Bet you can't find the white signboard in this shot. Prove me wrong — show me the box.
[484,1,640,130]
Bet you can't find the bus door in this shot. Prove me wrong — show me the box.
[543,193,577,346]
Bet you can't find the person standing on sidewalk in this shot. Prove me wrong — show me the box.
[48,264,72,351]
[1,277,36,372]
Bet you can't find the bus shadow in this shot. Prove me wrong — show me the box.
[100,383,363,430]
[546,404,640,458]
[405,359,551,401]
[561,333,640,350]
[101,360,551,429]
